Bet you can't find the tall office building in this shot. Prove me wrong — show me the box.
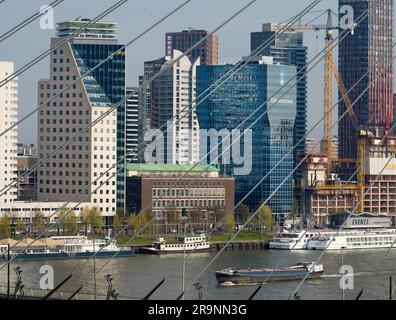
[165,30,218,65]
[196,58,297,215]
[126,87,139,163]
[149,50,200,164]
[137,57,166,163]
[37,19,126,217]
[338,0,393,159]
[251,23,308,182]
[0,61,18,204]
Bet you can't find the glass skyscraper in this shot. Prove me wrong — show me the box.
[251,24,307,183]
[196,58,297,215]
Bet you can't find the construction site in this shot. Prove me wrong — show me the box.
[270,9,396,225]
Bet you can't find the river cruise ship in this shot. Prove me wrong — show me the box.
[306,229,396,250]
[0,236,133,260]
[269,230,320,250]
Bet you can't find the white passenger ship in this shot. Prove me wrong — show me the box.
[269,230,320,250]
[140,234,211,254]
[307,229,396,250]
[0,236,133,260]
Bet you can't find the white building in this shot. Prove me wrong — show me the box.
[0,61,18,204]
[305,137,316,155]
[126,87,139,163]
[151,50,200,164]
[0,201,90,222]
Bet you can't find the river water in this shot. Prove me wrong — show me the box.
[1,249,396,300]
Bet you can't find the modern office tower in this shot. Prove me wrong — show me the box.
[251,23,307,182]
[149,49,200,164]
[196,58,297,216]
[126,87,139,163]
[137,57,166,162]
[165,30,218,65]
[338,0,393,159]
[0,61,18,204]
[37,19,126,218]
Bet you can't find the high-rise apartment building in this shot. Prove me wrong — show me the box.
[338,0,393,159]
[37,19,126,217]
[196,58,297,215]
[149,50,200,164]
[305,137,316,155]
[0,61,18,204]
[251,23,308,182]
[126,87,139,163]
[165,30,218,65]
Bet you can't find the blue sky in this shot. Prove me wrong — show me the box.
[0,0,383,146]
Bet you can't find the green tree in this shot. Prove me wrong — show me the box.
[235,204,250,224]
[80,207,90,236]
[16,220,26,236]
[65,211,79,235]
[130,212,145,236]
[224,213,236,234]
[89,207,104,235]
[257,205,273,230]
[32,211,46,236]
[129,214,141,233]
[142,210,155,236]
[58,208,69,235]
[0,215,11,238]
[113,214,123,234]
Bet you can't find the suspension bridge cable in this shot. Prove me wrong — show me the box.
[0,0,65,44]
[0,0,259,268]
[0,0,128,88]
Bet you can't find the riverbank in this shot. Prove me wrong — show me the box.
[115,231,274,246]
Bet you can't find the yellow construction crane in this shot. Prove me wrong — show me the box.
[267,10,338,173]
[331,58,369,213]
[271,9,368,213]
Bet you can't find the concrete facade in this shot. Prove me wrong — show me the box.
[0,61,18,204]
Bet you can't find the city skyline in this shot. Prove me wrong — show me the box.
[2,1,396,303]
[1,0,345,145]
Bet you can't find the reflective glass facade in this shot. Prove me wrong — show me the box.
[251,29,307,182]
[72,43,126,208]
[196,61,297,214]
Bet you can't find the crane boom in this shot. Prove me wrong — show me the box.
[268,10,367,213]
[324,30,334,175]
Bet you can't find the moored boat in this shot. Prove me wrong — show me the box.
[0,236,134,260]
[215,262,324,286]
[307,229,396,250]
[139,234,211,254]
[269,229,320,250]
